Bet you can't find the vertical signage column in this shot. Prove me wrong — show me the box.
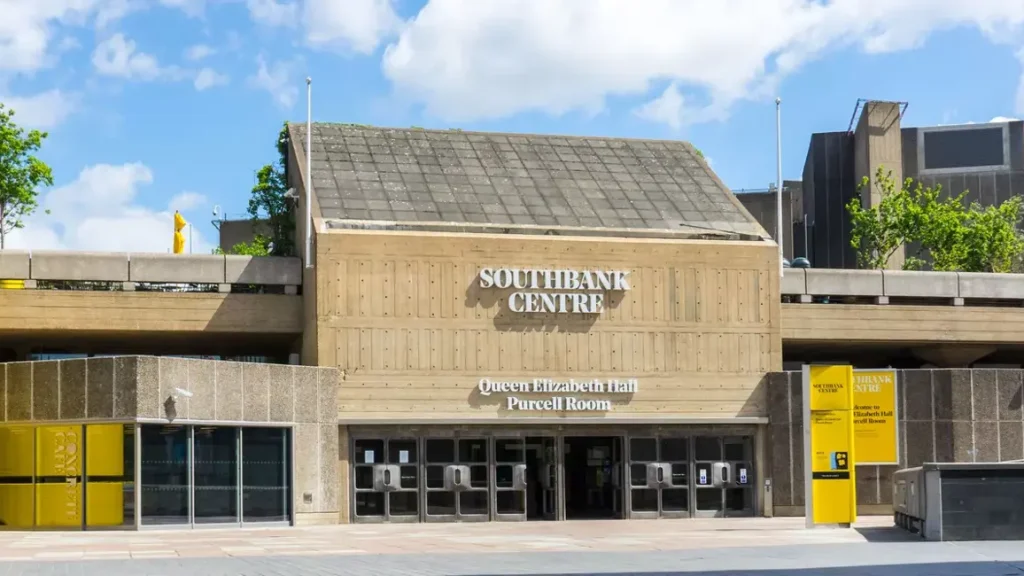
[802,365,856,527]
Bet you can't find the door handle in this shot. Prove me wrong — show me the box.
[384,468,392,487]
[722,466,729,484]
[454,468,462,486]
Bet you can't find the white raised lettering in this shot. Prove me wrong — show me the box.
[509,292,524,313]
[614,271,631,291]
[479,268,494,288]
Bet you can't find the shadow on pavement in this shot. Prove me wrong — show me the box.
[468,561,1024,575]
[853,525,923,542]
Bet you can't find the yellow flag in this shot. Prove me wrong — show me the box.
[173,211,187,254]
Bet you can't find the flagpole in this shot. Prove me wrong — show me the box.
[305,77,312,269]
[775,97,784,277]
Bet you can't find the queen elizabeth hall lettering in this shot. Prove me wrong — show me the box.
[478,377,639,411]
[478,267,631,314]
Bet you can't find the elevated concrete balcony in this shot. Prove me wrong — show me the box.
[0,251,303,341]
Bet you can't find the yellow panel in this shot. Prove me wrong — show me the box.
[85,482,124,527]
[35,482,82,527]
[0,484,35,528]
[0,426,35,478]
[86,424,125,477]
[852,369,899,465]
[808,365,853,411]
[36,426,83,477]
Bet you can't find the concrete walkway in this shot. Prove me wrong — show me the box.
[0,518,1022,575]
[0,517,901,561]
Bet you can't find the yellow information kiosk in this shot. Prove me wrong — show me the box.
[803,365,857,527]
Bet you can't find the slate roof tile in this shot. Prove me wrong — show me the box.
[293,123,766,238]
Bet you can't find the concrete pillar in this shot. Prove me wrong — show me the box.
[854,101,905,270]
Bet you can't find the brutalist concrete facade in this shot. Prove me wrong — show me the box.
[0,356,340,525]
[767,369,1024,516]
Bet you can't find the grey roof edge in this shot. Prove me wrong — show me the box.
[323,218,769,243]
[286,122,324,219]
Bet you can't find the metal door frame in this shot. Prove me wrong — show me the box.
[560,434,626,521]
[350,436,420,524]
[421,436,490,523]
[624,434,690,519]
[492,437,527,522]
[723,435,756,518]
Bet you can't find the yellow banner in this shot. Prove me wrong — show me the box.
[853,369,898,465]
[806,365,856,526]
[35,426,83,527]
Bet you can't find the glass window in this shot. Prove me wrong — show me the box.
[193,427,238,524]
[242,428,290,523]
[140,425,190,525]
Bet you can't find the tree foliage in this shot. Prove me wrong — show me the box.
[220,123,294,256]
[213,238,271,256]
[0,103,53,248]
[847,167,1024,273]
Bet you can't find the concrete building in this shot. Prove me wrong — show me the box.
[795,100,1024,269]
[2,124,1024,530]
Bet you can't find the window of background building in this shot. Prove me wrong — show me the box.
[922,127,1006,171]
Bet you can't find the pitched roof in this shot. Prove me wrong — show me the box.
[292,123,767,239]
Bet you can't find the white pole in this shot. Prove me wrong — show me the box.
[775,97,784,277]
[189,225,193,254]
[305,77,312,269]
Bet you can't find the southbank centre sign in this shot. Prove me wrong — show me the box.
[478,267,631,314]
[478,377,638,411]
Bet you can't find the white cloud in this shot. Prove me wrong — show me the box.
[194,67,229,90]
[0,89,78,129]
[305,0,399,54]
[0,0,208,74]
[0,0,102,72]
[169,191,206,210]
[381,0,1024,125]
[634,83,686,130]
[6,163,212,254]
[248,55,299,108]
[248,0,298,28]
[91,33,168,80]
[991,116,1021,123]
[184,43,214,61]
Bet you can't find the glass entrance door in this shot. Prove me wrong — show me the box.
[693,436,755,518]
[525,437,556,521]
[423,437,490,522]
[493,438,526,521]
[351,438,420,523]
[626,436,689,519]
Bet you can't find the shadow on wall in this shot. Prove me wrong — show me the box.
[463,272,624,333]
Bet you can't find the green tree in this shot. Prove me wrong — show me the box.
[213,238,270,256]
[847,166,1024,272]
[0,103,53,248]
[245,122,294,256]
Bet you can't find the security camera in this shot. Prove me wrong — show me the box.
[212,205,221,219]
[173,387,193,398]
[284,188,298,200]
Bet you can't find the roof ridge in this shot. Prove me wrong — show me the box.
[293,121,700,148]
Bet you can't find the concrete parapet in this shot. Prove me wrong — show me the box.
[31,250,130,281]
[883,270,959,298]
[806,268,883,296]
[958,272,1024,300]
[780,269,806,295]
[129,253,225,283]
[225,255,303,286]
[0,250,30,279]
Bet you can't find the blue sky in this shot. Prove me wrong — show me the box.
[2,0,1023,253]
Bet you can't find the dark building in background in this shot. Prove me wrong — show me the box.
[735,181,805,261]
[747,100,1024,270]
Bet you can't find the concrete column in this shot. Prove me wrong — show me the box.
[854,100,905,270]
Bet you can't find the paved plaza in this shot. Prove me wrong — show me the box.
[0,517,1021,575]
